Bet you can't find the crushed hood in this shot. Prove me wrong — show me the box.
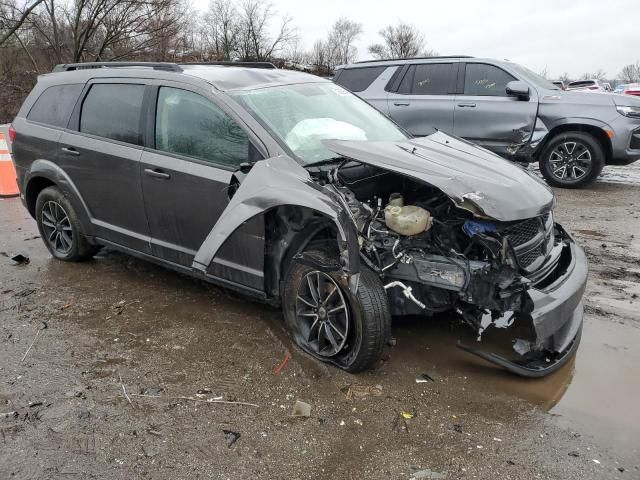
[323,131,554,222]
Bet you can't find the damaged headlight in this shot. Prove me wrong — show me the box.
[616,105,640,119]
[414,257,467,290]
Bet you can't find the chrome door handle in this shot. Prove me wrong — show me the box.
[457,103,476,108]
[393,102,410,106]
[144,168,171,180]
[60,146,80,156]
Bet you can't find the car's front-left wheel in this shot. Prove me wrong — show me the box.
[282,249,391,372]
[35,186,98,261]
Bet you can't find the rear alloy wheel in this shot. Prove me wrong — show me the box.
[282,249,391,372]
[539,132,604,188]
[35,186,98,261]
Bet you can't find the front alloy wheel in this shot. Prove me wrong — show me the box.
[539,131,605,188]
[295,271,349,357]
[547,141,592,183]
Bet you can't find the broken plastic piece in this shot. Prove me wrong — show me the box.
[462,220,496,237]
[401,411,414,419]
[291,400,311,417]
[10,253,30,265]
[222,430,241,448]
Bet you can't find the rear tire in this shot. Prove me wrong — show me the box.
[539,131,605,188]
[35,186,98,262]
[282,249,391,372]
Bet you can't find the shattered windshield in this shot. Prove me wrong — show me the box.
[231,83,407,164]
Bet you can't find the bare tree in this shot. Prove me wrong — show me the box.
[237,0,296,61]
[326,17,361,67]
[558,72,571,83]
[0,0,45,47]
[581,69,606,81]
[538,66,548,79]
[368,21,434,60]
[620,62,640,83]
[203,0,238,60]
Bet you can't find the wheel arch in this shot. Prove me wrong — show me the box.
[24,160,94,237]
[535,122,613,164]
[263,205,341,299]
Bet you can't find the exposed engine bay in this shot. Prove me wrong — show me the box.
[310,159,576,373]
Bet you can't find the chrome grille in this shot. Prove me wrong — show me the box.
[502,217,542,247]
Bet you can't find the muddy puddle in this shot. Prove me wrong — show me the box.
[385,314,640,462]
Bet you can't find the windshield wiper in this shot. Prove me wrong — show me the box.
[303,156,347,168]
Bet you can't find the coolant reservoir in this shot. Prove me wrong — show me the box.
[384,204,432,236]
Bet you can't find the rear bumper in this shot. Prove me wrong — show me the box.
[459,227,587,377]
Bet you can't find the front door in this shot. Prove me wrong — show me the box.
[140,85,262,287]
[59,81,150,253]
[453,63,538,157]
[387,63,457,136]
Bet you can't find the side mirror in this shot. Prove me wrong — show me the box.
[506,80,530,100]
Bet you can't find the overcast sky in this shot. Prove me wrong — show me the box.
[193,0,638,79]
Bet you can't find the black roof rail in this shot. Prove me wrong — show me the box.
[52,62,183,73]
[353,55,474,64]
[180,61,277,69]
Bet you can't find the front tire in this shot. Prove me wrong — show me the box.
[35,186,97,261]
[539,131,605,188]
[282,249,391,372]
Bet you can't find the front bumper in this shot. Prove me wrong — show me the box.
[609,116,640,165]
[459,228,588,377]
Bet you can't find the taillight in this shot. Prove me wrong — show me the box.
[8,125,16,143]
[589,86,599,90]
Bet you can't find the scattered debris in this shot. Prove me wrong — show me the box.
[343,384,383,400]
[274,351,291,375]
[568,451,580,457]
[119,374,134,407]
[174,396,258,407]
[401,411,414,420]
[106,300,139,319]
[142,386,163,396]
[415,372,435,383]
[10,253,30,265]
[411,468,447,479]
[453,424,463,433]
[223,430,241,448]
[493,437,502,442]
[617,467,625,473]
[592,459,601,465]
[354,419,363,426]
[143,445,160,457]
[20,321,48,363]
[291,400,311,417]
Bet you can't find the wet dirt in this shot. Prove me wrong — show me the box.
[1,178,639,479]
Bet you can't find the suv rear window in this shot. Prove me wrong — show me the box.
[80,84,145,145]
[568,80,595,88]
[397,63,454,95]
[27,84,83,128]
[463,63,516,96]
[334,67,386,92]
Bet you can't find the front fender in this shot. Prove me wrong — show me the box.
[192,155,360,275]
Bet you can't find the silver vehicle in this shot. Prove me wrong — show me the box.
[334,57,640,188]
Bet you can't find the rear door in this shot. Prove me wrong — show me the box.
[386,62,457,136]
[139,83,265,289]
[453,63,538,157]
[59,80,150,253]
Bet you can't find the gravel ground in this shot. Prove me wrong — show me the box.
[1,171,639,479]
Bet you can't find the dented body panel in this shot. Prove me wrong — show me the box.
[324,132,554,221]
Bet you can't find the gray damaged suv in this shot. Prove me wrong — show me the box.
[11,62,587,376]
[334,56,640,188]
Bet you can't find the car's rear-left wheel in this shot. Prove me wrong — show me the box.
[35,186,98,261]
[282,249,390,372]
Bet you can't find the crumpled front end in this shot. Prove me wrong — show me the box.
[308,142,587,377]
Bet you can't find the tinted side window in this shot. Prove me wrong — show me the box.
[27,84,83,128]
[398,64,454,95]
[335,67,386,92]
[464,64,516,96]
[155,87,248,167]
[80,84,145,145]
